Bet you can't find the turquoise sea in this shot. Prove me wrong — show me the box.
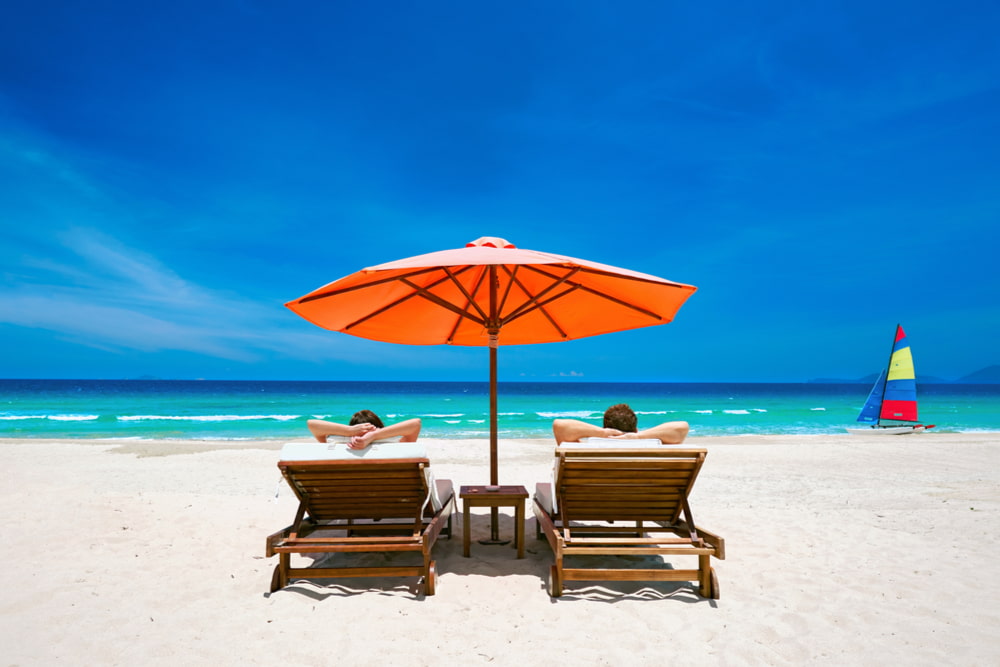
[2,380,998,441]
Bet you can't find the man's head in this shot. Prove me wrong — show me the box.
[350,409,385,429]
[603,403,637,432]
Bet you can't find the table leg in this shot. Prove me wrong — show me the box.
[463,503,471,557]
[515,498,525,559]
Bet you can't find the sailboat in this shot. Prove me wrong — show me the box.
[846,324,935,435]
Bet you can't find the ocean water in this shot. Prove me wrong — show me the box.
[1,379,998,441]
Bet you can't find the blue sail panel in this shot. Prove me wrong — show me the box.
[883,378,917,403]
[856,369,887,423]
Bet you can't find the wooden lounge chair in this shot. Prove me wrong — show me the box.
[534,445,725,598]
[266,443,455,595]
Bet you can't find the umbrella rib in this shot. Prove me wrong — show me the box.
[500,266,582,324]
[507,264,669,322]
[502,285,579,330]
[444,268,489,342]
[495,265,519,317]
[443,267,490,323]
[294,266,444,303]
[514,282,662,323]
[399,277,488,328]
[498,265,570,339]
[339,271,488,332]
[338,282,430,332]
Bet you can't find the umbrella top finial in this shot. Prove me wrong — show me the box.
[467,237,516,249]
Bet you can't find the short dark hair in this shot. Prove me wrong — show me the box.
[349,409,384,429]
[603,403,637,432]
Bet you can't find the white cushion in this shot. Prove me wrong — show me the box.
[550,466,558,514]
[577,437,664,446]
[278,441,446,511]
[432,479,454,514]
[535,482,555,515]
[279,440,421,460]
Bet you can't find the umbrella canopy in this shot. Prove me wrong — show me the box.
[286,236,697,486]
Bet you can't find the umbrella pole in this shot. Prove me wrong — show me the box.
[477,342,508,546]
[490,342,498,487]
[478,267,508,545]
[489,341,501,542]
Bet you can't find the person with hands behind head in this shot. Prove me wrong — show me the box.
[552,403,688,444]
[307,409,422,450]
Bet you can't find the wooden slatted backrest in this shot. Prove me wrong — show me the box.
[554,447,707,524]
[278,458,430,522]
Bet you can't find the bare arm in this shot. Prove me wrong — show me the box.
[629,420,689,444]
[552,418,622,444]
[307,419,375,443]
[350,418,422,449]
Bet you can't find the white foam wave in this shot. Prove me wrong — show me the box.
[424,413,464,418]
[536,411,598,419]
[2,414,99,421]
[468,419,485,424]
[810,407,826,411]
[723,409,751,415]
[444,420,461,424]
[117,414,299,422]
[693,410,713,414]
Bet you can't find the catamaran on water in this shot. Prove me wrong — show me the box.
[846,324,935,435]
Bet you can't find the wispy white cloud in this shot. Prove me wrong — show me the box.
[19,228,196,306]
[0,226,375,363]
[0,131,456,372]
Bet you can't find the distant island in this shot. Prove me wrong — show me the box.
[956,365,1000,383]
[810,365,1000,384]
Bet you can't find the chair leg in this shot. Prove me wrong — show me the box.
[698,554,712,598]
[270,553,289,593]
[547,564,563,597]
[425,560,437,596]
[422,549,437,596]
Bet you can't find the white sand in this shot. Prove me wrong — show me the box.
[1,433,998,665]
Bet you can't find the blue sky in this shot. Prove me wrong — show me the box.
[2,1,998,382]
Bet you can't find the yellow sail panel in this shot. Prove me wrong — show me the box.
[887,346,914,381]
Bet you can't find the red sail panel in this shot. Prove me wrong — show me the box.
[880,399,918,422]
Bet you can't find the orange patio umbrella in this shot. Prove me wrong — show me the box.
[286,237,697,537]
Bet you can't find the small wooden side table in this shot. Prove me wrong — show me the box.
[460,485,529,558]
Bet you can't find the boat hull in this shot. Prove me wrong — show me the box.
[846,426,926,435]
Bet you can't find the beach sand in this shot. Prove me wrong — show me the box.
[1,433,998,665]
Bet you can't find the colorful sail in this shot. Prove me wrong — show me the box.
[855,324,919,425]
[856,369,887,423]
[881,325,918,422]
